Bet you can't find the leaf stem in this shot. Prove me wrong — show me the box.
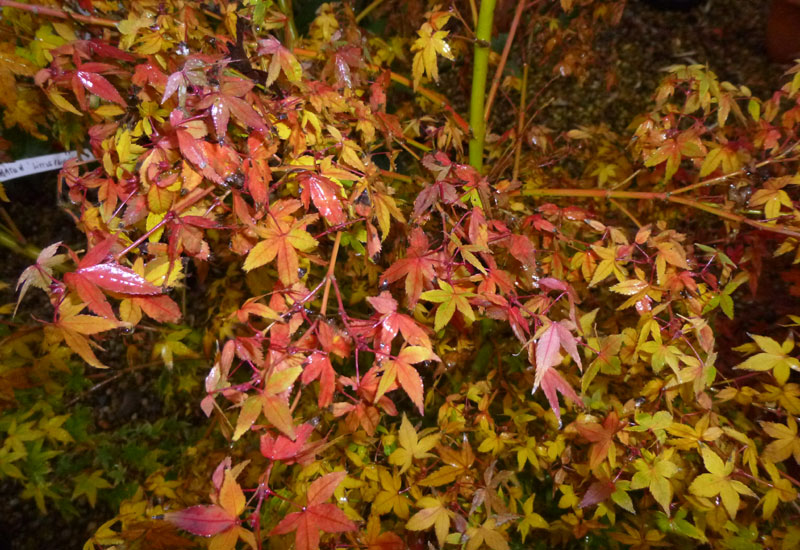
[483,0,526,124]
[355,0,385,23]
[276,0,297,48]
[319,231,342,317]
[512,63,529,182]
[0,0,117,27]
[468,0,497,172]
[525,187,800,238]
[0,227,40,261]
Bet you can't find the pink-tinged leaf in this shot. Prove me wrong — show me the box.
[177,129,207,168]
[227,96,267,133]
[302,352,336,408]
[77,263,161,295]
[162,72,184,104]
[535,367,581,421]
[77,71,126,106]
[580,481,616,508]
[79,236,117,268]
[180,215,220,229]
[553,321,582,370]
[272,511,303,536]
[306,503,357,532]
[539,277,568,292]
[298,172,345,226]
[165,505,237,536]
[307,471,347,507]
[86,40,137,62]
[260,423,314,461]
[536,324,562,371]
[135,295,182,322]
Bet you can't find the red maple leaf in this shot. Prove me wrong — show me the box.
[302,352,336,408]
[64,237,164,319]
[298,171,346,226]
[381,228,437,307]
[271,471,357,550]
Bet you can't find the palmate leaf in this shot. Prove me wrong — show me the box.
[243,200,318,283]
[406,496,451,548]
[410,19,454,88]
[271,471,356,550]
[420,280,475,332]
[688,446,756,518]
[374,345,435,413]
[531,322,583,421]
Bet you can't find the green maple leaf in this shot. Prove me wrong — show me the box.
[420,280,475,332]
[72,470,112,508]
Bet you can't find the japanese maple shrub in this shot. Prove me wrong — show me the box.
[1,0,800,549]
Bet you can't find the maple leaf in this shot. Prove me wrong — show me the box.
[760,461,798,519]
[167,470,244,537]
[735,334,799,385]
[48,299,121,369]
[666,414,722,451]
[575,411,624,470]
[363,514,405,550]
[760,416,800,464]
[260,422,315,462]
[388,414,439,473]
[531,322,583,421]
[302,352,337,408]
[365,291,432,351]
[298,171,346,226]
[373,469,410,519]
[71,64,127,108]
[257,36,303,86]
[689,446,756,518]
[271,471,357,550]
[420,280,476,332]
[630,448,678,514]
[72,470,112,508]
[465,519,509,550]
[410,21,454,88]
[405,496,451,547]
[64,237,163,319]
[375,346,434,413]
[15,241,65,316]
[517,496,548,542]
[381,228,438,307]
[243,200,318,284]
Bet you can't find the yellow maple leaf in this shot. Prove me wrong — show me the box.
[406,496,451,547]
[688,446,756,518]
[410,22,454,88]
[388,414,439,473]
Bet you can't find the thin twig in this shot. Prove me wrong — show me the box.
[0,0,117,27]
[319,231,342,317]
[512,63,529,183]
[355,0,385,23]
[484,0,527,123]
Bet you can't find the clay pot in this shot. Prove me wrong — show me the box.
[767,0,800,63]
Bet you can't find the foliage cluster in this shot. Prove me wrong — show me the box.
[2,0,800,549]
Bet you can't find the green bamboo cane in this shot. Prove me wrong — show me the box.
[468,0,497,172]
